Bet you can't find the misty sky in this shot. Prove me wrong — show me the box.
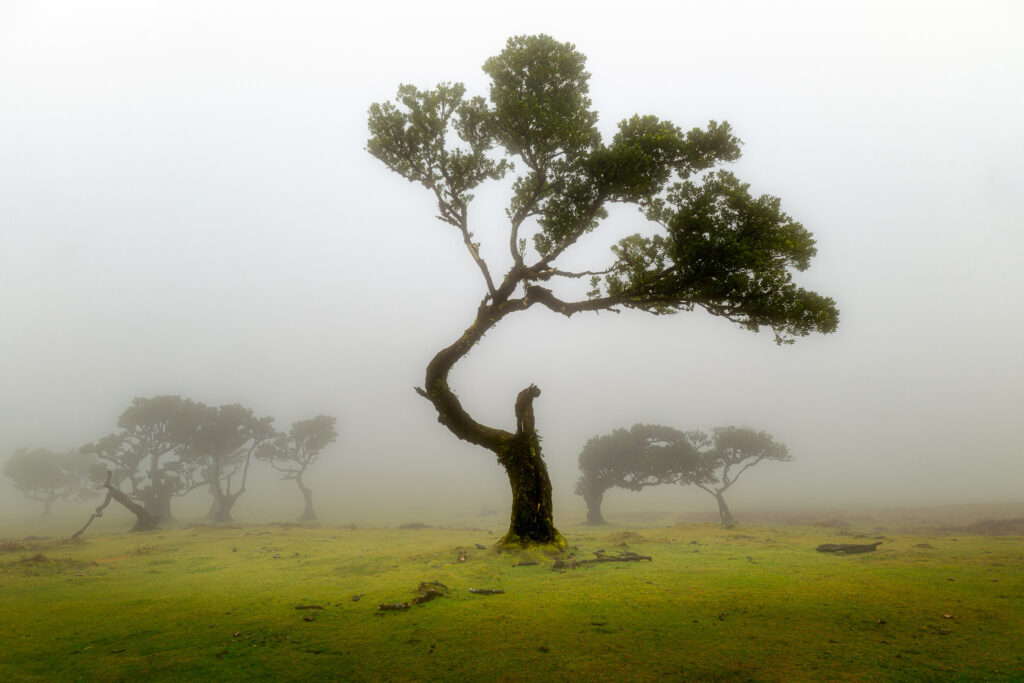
[1,1,1022,521]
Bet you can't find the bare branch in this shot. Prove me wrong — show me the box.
[522,285,627,317]
[537,267,612,280]
[728,456,765,487]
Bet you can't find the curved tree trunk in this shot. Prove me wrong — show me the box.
[416,296,563,548]
[297,476,317,521]
[90,472,160,532]
[715,492,737,527]
[497,385,559,545]
[584,488,608,525]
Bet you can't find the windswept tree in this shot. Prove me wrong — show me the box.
[256,415,338,521]
[367,35,837,546]
[695,426,792,527]
[189,404,276,524]
[3,448,98,517]
[82,395,209,521]
[576,424,709,524]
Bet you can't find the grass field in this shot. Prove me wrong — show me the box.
[1,516,1022,682]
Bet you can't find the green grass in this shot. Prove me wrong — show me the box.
[1,522,1021,681]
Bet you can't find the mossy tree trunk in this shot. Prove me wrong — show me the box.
[497,385,559,545]
[416,296,564,549]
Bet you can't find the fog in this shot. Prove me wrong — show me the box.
[2,1,1022,526]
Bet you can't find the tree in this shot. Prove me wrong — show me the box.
[367,34,838,547]
[256,415,338,521]
[694,426,792,527]
[188,404,276,524]
[82,395,209,521]
[4,448,99,517]
[575,424,709,524]
[71,470,161,537]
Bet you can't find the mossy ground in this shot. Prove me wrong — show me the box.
[1,520,1021,681]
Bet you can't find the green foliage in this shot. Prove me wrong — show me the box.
[608,171,838,341]
[483,34,600,164]
[367,33,837,341]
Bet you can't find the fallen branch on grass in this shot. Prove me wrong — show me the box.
[378,602,410,611]
[816,542,882,554]
[468,588,505,595]
[579,552,652,564]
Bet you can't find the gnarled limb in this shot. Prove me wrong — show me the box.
[71,471,159,537]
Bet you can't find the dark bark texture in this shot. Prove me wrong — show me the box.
[416,298,563,547]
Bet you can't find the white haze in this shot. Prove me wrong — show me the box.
[1,1,1022,524]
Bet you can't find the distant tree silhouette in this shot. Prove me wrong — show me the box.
[575,424,709,524]
[82,395,208,521]
[4,448,98,517]
[695,427,792,526]
[188,404,276,524]
[256,415,337,521]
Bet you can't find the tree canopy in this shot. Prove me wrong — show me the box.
[576,424,791,526]
[576,424,709,524]
[3,448,98,517]
[368,34,837,546]
[256,415,338,521]
[83,395,210,521]
[695,426,792,526]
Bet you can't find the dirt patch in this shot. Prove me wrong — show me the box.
[0,540,28,553]
[1,554,96,576]
[965,518,1024,536]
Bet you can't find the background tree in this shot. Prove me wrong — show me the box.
[576,424,710,524]
[189,404,276,524]
[4,448,98,517]
[82,395,209,521]
[367,34,838,547]
[695,426,792,527]
[256,415,338,521]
